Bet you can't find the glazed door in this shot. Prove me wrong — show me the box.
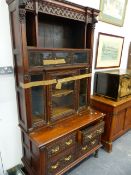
[79,69,90,110]
[30,73,46,127]
[47,70,78,122]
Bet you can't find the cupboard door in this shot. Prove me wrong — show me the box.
[47,70,78,122]
[124,107,131,130]
[30,74,46,127]
[79,69,90,109]
[111,110,125,140]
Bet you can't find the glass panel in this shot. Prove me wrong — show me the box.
[55,52,72,64]
[31,74,45,124]
[28,50,89,67]
[79,69,87,108]
[73,51,88,64]
[51,75,75,119]
[79,78,87,107]
[29,52,43,67]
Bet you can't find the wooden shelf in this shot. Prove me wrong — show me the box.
[27,47,90,51]
[52,89,73,97]
[33,115,44,123]
[52,106,73,116]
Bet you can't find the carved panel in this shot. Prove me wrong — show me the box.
[87,16,92,24]
[25,0,34,10]
[19,8,26,23]
[38,2,85,22]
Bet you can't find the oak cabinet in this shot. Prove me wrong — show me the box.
[91,95,131,152]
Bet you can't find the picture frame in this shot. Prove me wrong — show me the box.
[95,33,124,69]
[99,0,128,26]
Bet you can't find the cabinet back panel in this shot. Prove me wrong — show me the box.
[26,12,37,46]
[38,14,84,48]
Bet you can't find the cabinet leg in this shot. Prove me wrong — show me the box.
[102,140,112,153]
[94,149,99,158]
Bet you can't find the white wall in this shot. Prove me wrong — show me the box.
[0,0,131,170]
[0,0,22,171]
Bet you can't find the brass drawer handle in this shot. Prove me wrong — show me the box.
[64,155,72,161]
[97,128,102,134]
[51,146,60,154]
[91,140,96,145]
[82,145,88,151]
[51,162,59,169]
[87,134,93,139]
[65,139,73,146]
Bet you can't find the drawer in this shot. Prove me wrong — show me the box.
[48,146,75,175]
[78,137,100,157]
[46,132,77,158]
[80,121,104,144]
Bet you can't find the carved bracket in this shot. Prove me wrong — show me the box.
[19,0,27,7]
[24,74,31,82]
[19,8,26,23]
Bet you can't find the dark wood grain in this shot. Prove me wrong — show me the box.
[7,0,100,174]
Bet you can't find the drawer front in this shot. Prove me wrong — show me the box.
[82,121,104,144]
[78,137,100,157]
[48,146,75,175]
[46,132,76,158]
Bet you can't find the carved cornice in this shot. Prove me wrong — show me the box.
[7,0,99,24]
[18,0,99,24]
[38,1,85,22]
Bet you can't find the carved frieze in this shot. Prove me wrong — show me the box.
[19,0,99,25]
[25,0,34,10]
[38,1,85,22]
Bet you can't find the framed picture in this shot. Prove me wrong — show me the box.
[99,0,128,26]
[95,33,124,69]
